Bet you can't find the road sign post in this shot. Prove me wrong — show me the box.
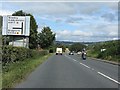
[2,16,30,48]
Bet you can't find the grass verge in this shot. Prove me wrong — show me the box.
[2,53,53,88]
[87,51,120,63]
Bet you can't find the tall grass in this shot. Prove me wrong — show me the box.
[87,40,120,62]
[2,54,52,88]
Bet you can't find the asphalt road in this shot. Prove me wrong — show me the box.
[16,54,119,88]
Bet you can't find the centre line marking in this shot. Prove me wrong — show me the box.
[65,55,90,69]
[97,72,120,85]
[65,55,119,85]
[72,59,76,61]
[79,63,90,69]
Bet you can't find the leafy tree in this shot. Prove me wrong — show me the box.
[69,43,86,52]
[0,16,2,45]
[12,10,38,49]
[87,40,120,61]
[37,27,55,49]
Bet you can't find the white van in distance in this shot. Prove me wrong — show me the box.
[56,48,62,55]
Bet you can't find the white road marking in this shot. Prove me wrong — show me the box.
[65,55,90,69]
[79,63,90,69]
[97,72,120,85]
[72,59,76,62]
[65,55,119,85]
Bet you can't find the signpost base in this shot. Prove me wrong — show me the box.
[9,36,29,48]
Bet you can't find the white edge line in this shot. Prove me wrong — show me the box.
[98,72,120,85]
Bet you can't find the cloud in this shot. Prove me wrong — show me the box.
[106,2,118,10]
[0,9,13,16]
[90,23,118,41]
[78,4,101,15]
[65,16,83,24]
[76,2,118,15]
[54,22,118,42]
[55,30,93,41]
[101,13,116,21]
[1,1,118,16]
[1,1,118,42]
[72,30,93,37]
[10,2,76,15]
[55,30,93,37]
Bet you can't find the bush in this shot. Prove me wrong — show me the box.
[2,45,48,65]
[87,40,120,62]
[49,49,54,53]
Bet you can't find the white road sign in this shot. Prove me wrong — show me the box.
[2,16,30,36]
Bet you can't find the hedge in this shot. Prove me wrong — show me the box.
[2,45,48,65]
[87,40,120,62]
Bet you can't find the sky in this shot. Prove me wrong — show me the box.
[0,0,119,42]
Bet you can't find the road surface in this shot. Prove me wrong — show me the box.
[16,54,119,88]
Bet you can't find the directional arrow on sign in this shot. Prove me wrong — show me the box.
[13,22,23,34]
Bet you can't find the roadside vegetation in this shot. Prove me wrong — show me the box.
[2,52,52,88]
[2,46,48,65]
[0,14,2,90]
[87,40,120,62]
[69,43,86,52]
[2,46,49,88]
[1,10,56,88]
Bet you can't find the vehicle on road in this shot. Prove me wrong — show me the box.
[81,48,87,60]
[56,48,62,55]
[77,51,81,55]
[69,51,74,55]
[81,52,86,60]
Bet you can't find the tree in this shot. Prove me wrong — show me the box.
[0,16,2,30]
[69,43,86,52]
[0,16,2,45]
[37,27,55,49]
[12,10,38,49]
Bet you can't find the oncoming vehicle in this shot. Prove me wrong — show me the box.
[77,51,81,55]
[69,51,74,55]
[56,48,62,55]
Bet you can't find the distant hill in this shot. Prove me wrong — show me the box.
[55,41,96,46]
[55,40,119,46]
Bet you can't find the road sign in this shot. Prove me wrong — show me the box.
[2,16,30,36]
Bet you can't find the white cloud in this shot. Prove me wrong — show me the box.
[106,2,118,10]
[1,1,118,42]
[78,4,101,15]
[54,22,118,42]
[72,30,93,36]
[55,30,93,37]
[0,9,13,16]
[55,29,94,41]
[9,2,76,15]
[112,38,118,40]
[106,24,118,37]
[1,1,118,16]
